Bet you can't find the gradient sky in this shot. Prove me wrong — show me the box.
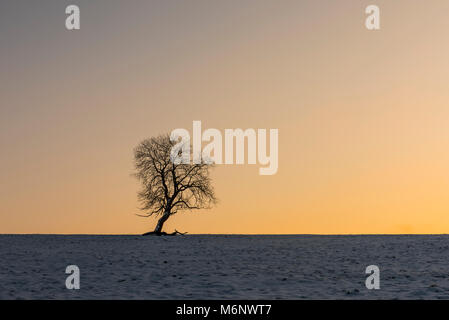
[1,0,449,234]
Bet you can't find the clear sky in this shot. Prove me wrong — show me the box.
[1,0,449,234]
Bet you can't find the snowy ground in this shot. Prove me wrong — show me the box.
[0,235,448,299]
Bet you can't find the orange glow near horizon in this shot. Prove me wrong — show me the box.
[1,1,449,234]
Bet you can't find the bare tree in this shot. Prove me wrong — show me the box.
[133,134,216,235]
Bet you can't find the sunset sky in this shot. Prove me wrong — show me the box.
[1,0,449,234]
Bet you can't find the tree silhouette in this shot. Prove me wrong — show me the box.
[133,134,216,235]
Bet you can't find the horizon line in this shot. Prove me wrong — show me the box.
[1,233,448,236]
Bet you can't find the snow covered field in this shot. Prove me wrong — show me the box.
[0,235,448,299]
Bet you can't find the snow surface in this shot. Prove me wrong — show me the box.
[0,235,448,299]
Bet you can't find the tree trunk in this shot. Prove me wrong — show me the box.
[142,210,188,236]
[154,211,170,233]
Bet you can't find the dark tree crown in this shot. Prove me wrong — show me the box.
[134,134,216,217]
